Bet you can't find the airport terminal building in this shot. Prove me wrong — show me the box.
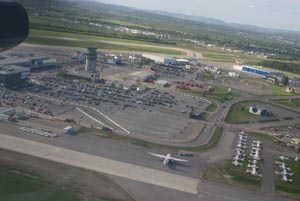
[0,65,30,89]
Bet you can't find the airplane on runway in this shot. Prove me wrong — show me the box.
[148,152,188,165]
[232,160,243,166]
[279,155,289,161]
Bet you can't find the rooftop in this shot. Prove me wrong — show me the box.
[0,65,30,75]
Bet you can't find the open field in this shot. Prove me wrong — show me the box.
[0,163,78,201]
[30,29,169,46]
[0,149,134,201]
[275,159,300,195]
[203,160,261,188]
[25,37,183,55]
[248,132,275,142]
[205,102,218,112]
[226,103,257,124]
[273,99,300,108]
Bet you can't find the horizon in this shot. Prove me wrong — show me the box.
[95,0,300,32]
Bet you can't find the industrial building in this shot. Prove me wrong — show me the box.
[233,65,271,76]
[85,47,97,72]
[142,54,190,66]
[0,106,15,121]
[0,56,57,72]
[0,65,30,88]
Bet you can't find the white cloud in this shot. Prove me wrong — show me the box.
[249,4,255,9]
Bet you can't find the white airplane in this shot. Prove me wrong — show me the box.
[251,146,261,151]
[247,164,259,168]
[282,175,293,182]
[280,169,293,176]
[232,160,243,166]
[236,151,246,156]
[239,131,248,136]
[148,152,188,165]
[275,161,285,165]
[249,153,261,160]
[248,159,258,164]
[235,148,245,152]
[246,167,262,177]
[236,144,247,149]
[252,143,262,148]
[238,140,247,145]
[279,156,289,161]
[279,164,290,170]
[233,155,245,161]
[250,150,260,156]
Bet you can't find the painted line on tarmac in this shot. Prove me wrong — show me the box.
[27,93,131,134]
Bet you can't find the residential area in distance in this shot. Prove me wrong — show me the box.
[0,1,300,201]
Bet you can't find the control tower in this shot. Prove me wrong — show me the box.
[85,47,97,72]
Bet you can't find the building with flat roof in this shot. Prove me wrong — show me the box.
[0,56,57,71]
[0,65,30,88]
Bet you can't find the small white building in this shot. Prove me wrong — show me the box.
[229,72,239,77]
[249,105,270,116]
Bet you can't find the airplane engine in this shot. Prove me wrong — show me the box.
[0,2,29,52]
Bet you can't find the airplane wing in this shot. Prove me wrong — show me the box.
[169,157,188,162]
[148,152,167,159]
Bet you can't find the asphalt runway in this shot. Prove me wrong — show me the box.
[0,122,204,178]
[0,133,200,194]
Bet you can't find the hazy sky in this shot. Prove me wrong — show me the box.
[96,0,300,31]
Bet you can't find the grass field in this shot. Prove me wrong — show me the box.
[31,29,168,46]
[181,85,238,103]
[25,37,182,55]
[78,127,223,152]
[273,99,300,108]
[203,160,261,187]
[226,103,257,124]
[205,102,218,112]
[248,132,275,142]
[0,164,78,201]
[275,158,300,194]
